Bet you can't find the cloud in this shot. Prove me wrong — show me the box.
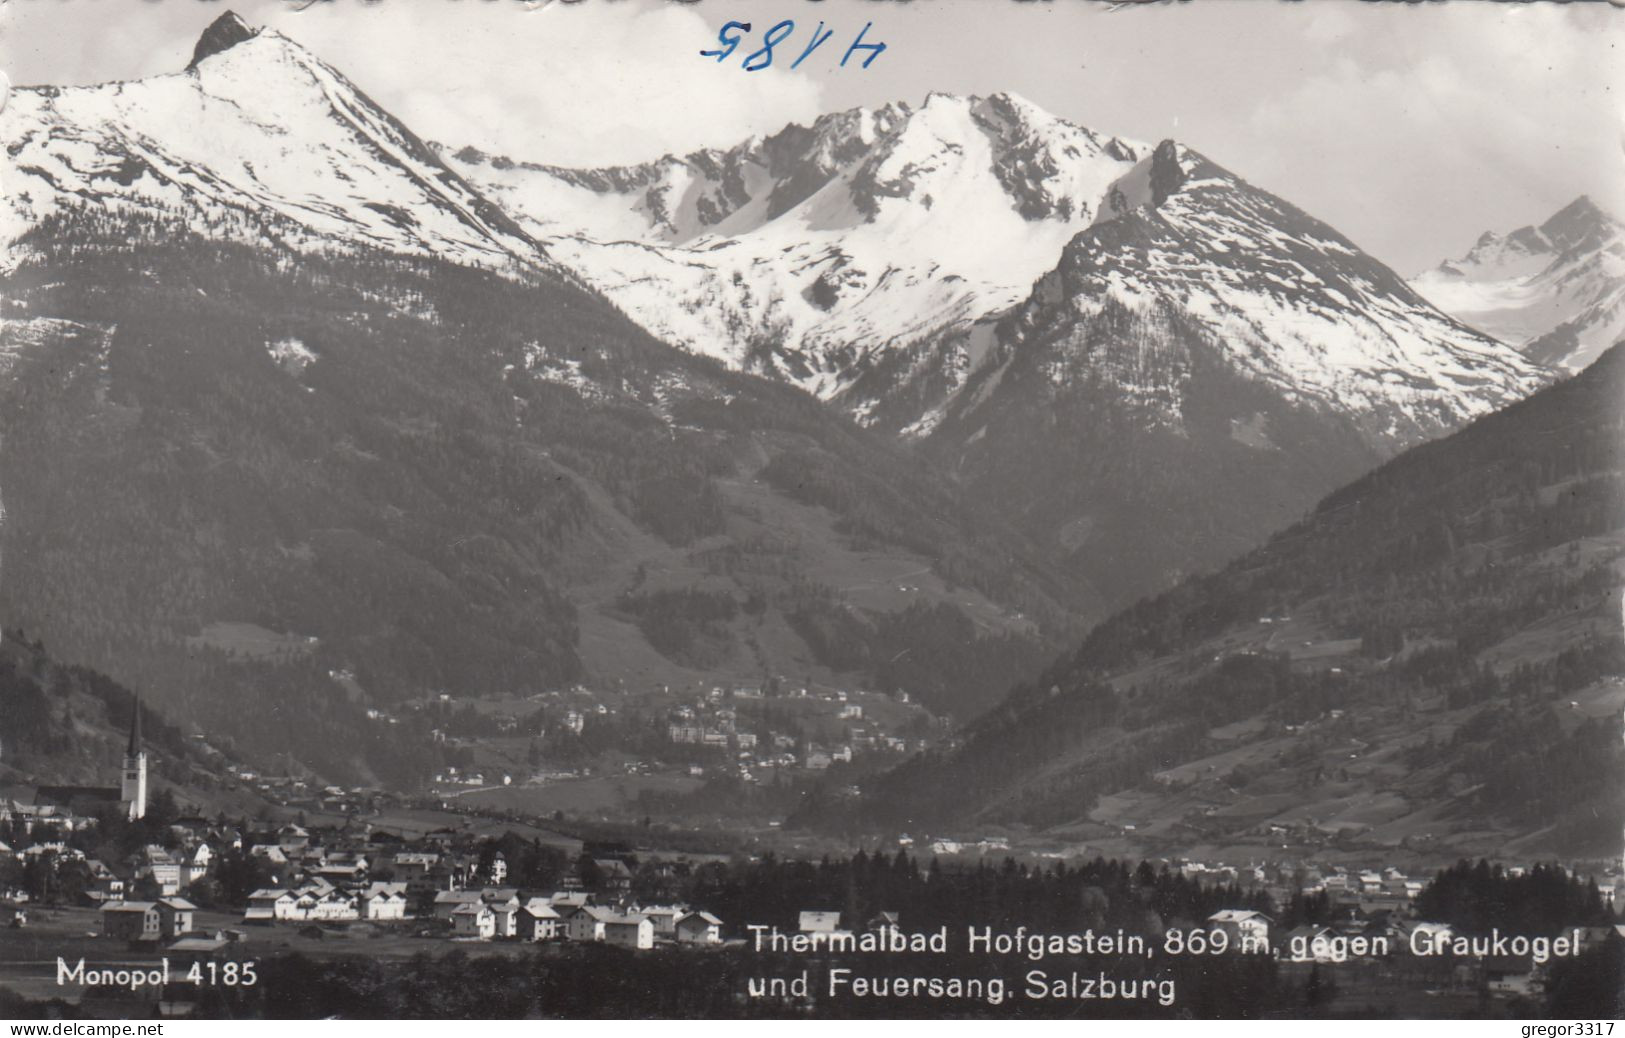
[256,0,824,165]
[1241,3,1625,271]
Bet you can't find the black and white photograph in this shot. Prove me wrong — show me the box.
[0,0,1622,1021]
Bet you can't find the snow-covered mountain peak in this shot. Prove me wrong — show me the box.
[1,15,548,270]
[1411,195,1625,372]
[981,140,1548,446]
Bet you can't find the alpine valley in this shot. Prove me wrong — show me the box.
[0,12,1615,856]
[848,343,1624,861]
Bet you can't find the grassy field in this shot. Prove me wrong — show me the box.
[458,774,704,816]
[185,622,317,660]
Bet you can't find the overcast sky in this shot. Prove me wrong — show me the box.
[4,0,1621,273]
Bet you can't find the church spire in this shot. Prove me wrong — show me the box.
[122,692,148,821]
[127,693,143,757]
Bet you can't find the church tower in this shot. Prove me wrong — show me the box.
[121,694,147,821]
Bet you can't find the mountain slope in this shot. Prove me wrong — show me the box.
[453,102,1549,615]
[855,343,1624,863]
[912,140,1548,610]
[0,206,1084,783]
[0,16,1091,786]
[1411,196,1625,373]
[1,12,548,273]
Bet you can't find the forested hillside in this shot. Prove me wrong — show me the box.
[0,208,1082,786]
[0,633,251,805]
[850,345,1625,860]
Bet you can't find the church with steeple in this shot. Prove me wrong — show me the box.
[31,692,148,821]
[120,695,147,821]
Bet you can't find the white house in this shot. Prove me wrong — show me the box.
[1207,910,1271,949]
[602,914,654,950]
[675,911,723,945]
[155,897,196,938]
[639,905,684,938]
[519,899,560,941]
[360,882,409,921]
[490,903,519,939]
[182,844,213,886]
[798,910,841,934]
[310,889,359,921]
[245,888,299,922]
[565,905,612,942]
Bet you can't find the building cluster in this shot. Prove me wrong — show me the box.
[422,888,723,948]
[234,841,728,950]
[663,684,921,781]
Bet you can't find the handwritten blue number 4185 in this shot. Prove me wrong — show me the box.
[701,20,886,71]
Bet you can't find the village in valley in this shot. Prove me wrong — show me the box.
[405,677,949,805]
[3,695,1623,1016]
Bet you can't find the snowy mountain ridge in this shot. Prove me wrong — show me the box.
[1,12,551,275]
[1410,195,1625,373]
[0,9,1549,451]
[447,92,1548,445]
[445,90,1153,407]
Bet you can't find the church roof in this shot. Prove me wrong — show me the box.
[34,785,122,809]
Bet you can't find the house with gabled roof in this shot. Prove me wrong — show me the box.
[244,888,294,923]
[433,889,484,921]
[1207,909,1272,949]
[156,897,196,937]
[451,902,495,939]
[519,898,561,941]
[564,904,613,942]
[602,913,653,949]
[639,904,684,937]
[359,882,408,921]
[101,901,162,943]
[676,911,723,945]
[479,887,520,908]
